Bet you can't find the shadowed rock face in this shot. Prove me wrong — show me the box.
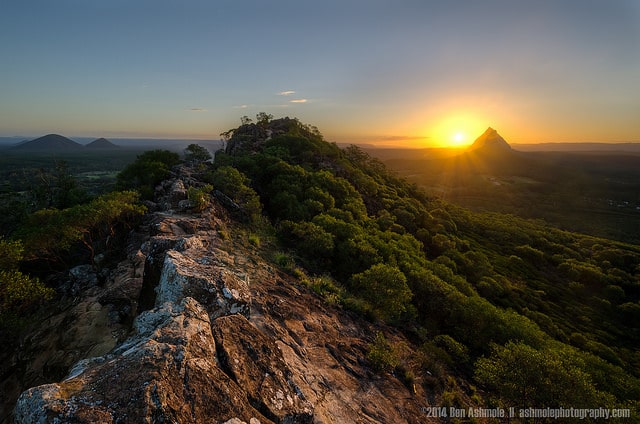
[10,167,433,424]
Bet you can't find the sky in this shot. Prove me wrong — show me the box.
[1,0,639,147]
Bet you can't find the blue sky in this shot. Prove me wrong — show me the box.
[1,0,639,146]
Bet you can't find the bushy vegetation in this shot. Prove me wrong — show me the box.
[0,149,146,237]
[2,187,145,340]
[187,184,213,212]
[0,159,90,236]
[116,150,180,199]
[367,331,400,372]
[0,239,54,339]
[211,114,640,412]
[475,341,610,409]
[204,166,262,221]
[184,143,212,163]
[0,144,157,337]
[15,191,146,268]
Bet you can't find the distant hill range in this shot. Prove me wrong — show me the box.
[12,134,119,151]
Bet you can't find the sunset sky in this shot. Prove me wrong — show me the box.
[1,1,639,147]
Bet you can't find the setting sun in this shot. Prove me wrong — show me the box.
[452,132,466,145]
[430,113,487,148]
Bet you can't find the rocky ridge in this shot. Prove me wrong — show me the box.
[9,165,434,423]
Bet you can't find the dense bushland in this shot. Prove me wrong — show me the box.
[211,114,640,412]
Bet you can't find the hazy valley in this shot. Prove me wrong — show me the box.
[373,129,640,244]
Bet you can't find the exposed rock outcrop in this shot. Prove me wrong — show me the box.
[15,297,274,423]
[9,167,435,423]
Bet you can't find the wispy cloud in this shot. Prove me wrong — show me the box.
[290,99,308,103]
[278,90,296,96]
[233,104,249,109]
[188,108,207,112]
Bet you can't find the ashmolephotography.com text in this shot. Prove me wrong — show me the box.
[422,406,632,420]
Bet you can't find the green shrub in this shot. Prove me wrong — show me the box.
[279,220,334,260]
[16,191,145,265]
[433,334,470,367]
[0,270,54,313]
[247,233,261,247]
[0,239,23,270]
[475,341,609,409]
[367,332,399,373]
[273,251,295,271]
[351,263,412,321]
[207,166,262,221]
[117,150,180,199]
[341,296,375,320]
[0,239,55,338]
[186,184,213,212]
[184,144,212,162]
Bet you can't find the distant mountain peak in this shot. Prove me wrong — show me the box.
[468,127,511,152]
[86,137,119,149]
[12,133,83,151]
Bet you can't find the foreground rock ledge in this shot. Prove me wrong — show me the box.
[14,297,309,424]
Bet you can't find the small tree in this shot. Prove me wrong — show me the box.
[187,184,213,212]
[29,160,86,210]
[367,331,399,372]
[208,166,262,221]
[116,150,180,199]
[351,263,412,321]
[184,144,212,163]
[256,112,273,127]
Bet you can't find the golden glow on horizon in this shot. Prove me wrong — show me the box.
[429,113,487,148]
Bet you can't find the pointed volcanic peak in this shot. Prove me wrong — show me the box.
[467,127,511,152]
[12,134,83,151]
[456,127,533,175]
[85,137,119,149]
